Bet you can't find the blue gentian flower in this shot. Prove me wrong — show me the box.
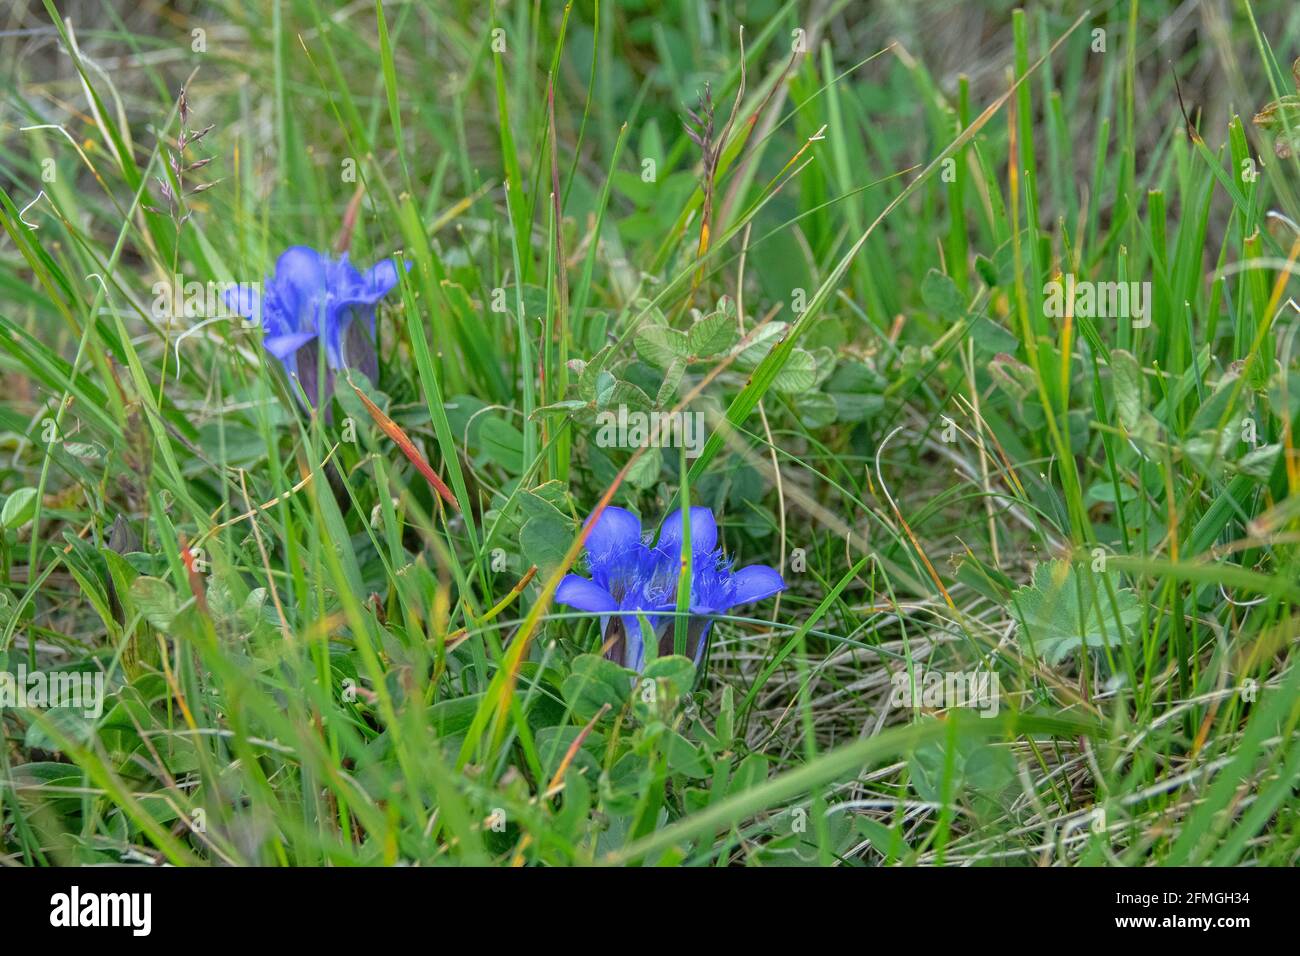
[228,246,402,409]
[556,505,785,672]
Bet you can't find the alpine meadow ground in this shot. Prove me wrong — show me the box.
[1,0,1299,872]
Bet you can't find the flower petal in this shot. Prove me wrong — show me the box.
[323,258,403,370]
[328,252,365,292]
[656,506,717,557]
[555,575,618,614]
[613,616,644,671]
[271,246,327,322]
[294,340,335,416]
[223,284,262,324]
[363,258,401,297]
[690,619,713,666]
[264,330,318,361]
[331,258,401,311]
[343,319,378,384]
[583,506,642,560]
[729,564,785,606]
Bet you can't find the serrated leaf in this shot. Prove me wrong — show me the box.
[1011,560,1140,664]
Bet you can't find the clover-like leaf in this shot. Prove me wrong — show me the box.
[771,348,817,394]
[688,313,738,357]
[635,326,691,369]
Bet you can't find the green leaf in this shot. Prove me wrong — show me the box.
[533,400,589,416]
[537,725,605,779]
[717,685,735,748]
[578,345,614,402]
[954,551,1016,602]
[1190,371,1243,433]
[561,653,632,721]
[25,705,98,752]
[639,654,695,702]
[1011,560,1140,664]
[1109,350,1144,434]
[857,817,908,863]
[809,346,836,388]
[1267,370,1300,420]
[727,753,769,796]
[479,417,524,474]
[734,322,787,370]
[825,361,885,423]
[663,731,708,778]
[921,268,966,319]
[656,358,686,405]
[600,380,654,414]
[688,313,739,357]
[969,316,1019,355]
[796,391,837,429]
[625,445,662,489]
[771,348,817,394]
[1,487,39,529]
[519,512,575,575]
[1236,443,1281,479]
[130,577,179,631]
[595,371,617,407]
[635,326,691,369]
[908,740,960,803]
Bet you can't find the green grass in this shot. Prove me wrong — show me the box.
[2,0,1300,866]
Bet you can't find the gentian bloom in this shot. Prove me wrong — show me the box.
[556,505,785,672]
[228,246,401,409]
